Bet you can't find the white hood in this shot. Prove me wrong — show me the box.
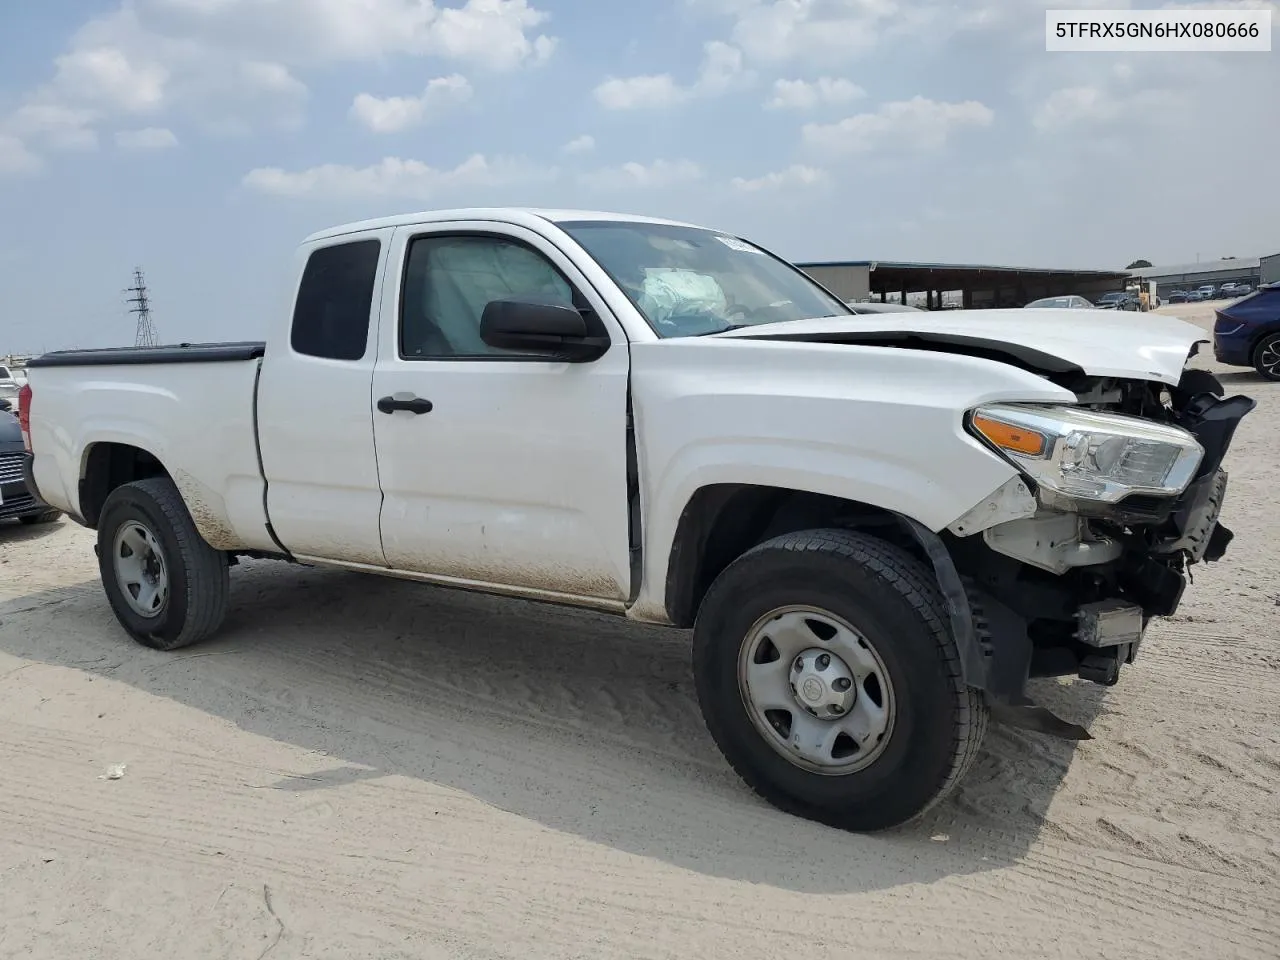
[713,308,1208,385]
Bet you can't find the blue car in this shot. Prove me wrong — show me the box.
[1213,282,1280,381]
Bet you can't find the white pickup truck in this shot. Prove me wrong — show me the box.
[19,208,1255,831]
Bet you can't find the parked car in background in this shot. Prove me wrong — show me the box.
[0,364,20,402]
[1,396,62,525]
[1095,291,1139,310]
[843,301,923,313]
[1219,282,1253,299]
[1167,290,1189,304]
[1024,296,1094,309]
[1214,282,1280,381]
[1196,284,1218,301]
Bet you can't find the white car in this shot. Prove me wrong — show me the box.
[1024,295,1095,309]
[19,208,1254,831]
[0,364,19,402]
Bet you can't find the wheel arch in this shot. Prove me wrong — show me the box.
[79,440,171,529]
[661,483,1014,703]
[662,484,935,627]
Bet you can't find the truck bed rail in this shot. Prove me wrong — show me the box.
[27,341,267,369]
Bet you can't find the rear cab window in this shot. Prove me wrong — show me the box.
[290,239,382,361]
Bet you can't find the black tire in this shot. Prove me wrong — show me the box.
[19,509,61,525]
[692,528,988,832]
[96,476,230,651]
[1251,332,1280,382]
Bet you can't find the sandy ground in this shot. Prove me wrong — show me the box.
[1,301,1277,959]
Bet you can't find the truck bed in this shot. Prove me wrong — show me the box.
[24,342,276,554]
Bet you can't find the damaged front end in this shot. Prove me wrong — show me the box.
[931,361,1256,739]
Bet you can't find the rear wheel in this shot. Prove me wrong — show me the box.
[97,476,230,651]
[1252,332,1280,382]
[692,528,987,832]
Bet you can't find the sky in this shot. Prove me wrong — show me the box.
[0,0,1276,353]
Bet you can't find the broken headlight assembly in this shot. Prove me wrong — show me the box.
[967,403,1204,510]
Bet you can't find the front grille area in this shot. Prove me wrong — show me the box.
[0,491,35,517]
[0,452,25,485]
[0,451,37,517]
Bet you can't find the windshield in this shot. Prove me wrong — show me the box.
[557,220,850,338]
[1027,297,1071,308]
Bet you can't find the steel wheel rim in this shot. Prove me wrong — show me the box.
[112,520,169,619]
[737,604,897,776]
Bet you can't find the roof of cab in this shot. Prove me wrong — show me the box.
[301,207,703,245]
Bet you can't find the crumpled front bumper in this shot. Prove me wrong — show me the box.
[929,373,1257,740]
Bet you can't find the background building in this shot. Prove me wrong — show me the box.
[1128,257,1262,296]
[1261,253,1280,286]
[794,260,1129,309]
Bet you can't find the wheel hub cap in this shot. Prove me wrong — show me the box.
[737,606,897,776]
[113,520,169,619]
[790,648,856,720]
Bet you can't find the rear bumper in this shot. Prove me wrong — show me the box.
[1212,334,1252,366]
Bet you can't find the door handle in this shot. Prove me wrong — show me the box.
[377,395,433,415]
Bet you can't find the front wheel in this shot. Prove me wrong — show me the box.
[97,476,230,651]
[692,528,987,832]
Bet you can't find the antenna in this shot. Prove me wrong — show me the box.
[126,267,159,347]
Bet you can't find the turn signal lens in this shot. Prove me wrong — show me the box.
[971,412,1047,457]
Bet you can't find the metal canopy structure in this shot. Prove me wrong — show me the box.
[796,259,1132,309]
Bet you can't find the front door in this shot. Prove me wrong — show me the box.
[370,222,633,602]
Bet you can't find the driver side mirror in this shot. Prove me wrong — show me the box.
[479,297,610,362]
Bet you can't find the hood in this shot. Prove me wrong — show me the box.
[709,308,1208,385]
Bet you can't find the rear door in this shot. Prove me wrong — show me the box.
[256,231,393,566]
[369,221,633,602]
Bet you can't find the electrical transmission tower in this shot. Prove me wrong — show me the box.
[126,267,159,347]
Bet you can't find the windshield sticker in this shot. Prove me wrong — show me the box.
[713,235,763,254]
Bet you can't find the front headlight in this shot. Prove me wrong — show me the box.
[968,403,1203,504]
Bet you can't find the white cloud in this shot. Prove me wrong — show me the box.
[134,0,558,70]
[692,0,936,66]
[561,134,595,154]
[731,164,827,191]
[765,77,865,110]
[0,136,41,176]
[591,73,686,109]
[1032,86,1117,130]
[593,40,749,109]
[695,40,747,95]
[1032,84,1182,132]
[242,153,557,199]
[2,0,555,153]
[9,103,100,151]
[594,74,688,110]
[802,96,995,155]
[52,45,169,113]
[350,74,473,133]
[115,126,179,150]
[579,158,704,190]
